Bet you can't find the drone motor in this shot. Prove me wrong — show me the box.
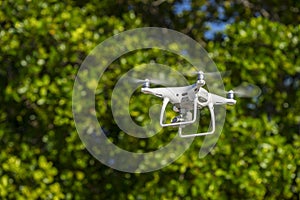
[227,90,234,99]
[143,79,150,88]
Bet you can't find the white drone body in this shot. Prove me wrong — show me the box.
[139,72,237,137]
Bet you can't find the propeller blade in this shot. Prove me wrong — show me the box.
[130,78,147,83]
[130,77,172,85]
[231,82,261,98]
[184,70,231,78]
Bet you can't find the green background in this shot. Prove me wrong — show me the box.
[0,0,299,199]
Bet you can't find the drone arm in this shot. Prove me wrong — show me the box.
[211,93,236,105]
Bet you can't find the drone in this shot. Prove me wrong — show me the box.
[134,71,261,137]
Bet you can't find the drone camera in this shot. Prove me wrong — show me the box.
[171,116,184,123]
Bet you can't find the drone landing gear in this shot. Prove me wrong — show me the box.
[159,96,216,138]
[179,103,215,138]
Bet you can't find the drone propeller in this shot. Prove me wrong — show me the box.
[130,77,172,87]
[185,70,230,76]
[226,82,261,99]
[184,70,231,81]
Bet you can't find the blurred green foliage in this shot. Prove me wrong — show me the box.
[0,0,299,199]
